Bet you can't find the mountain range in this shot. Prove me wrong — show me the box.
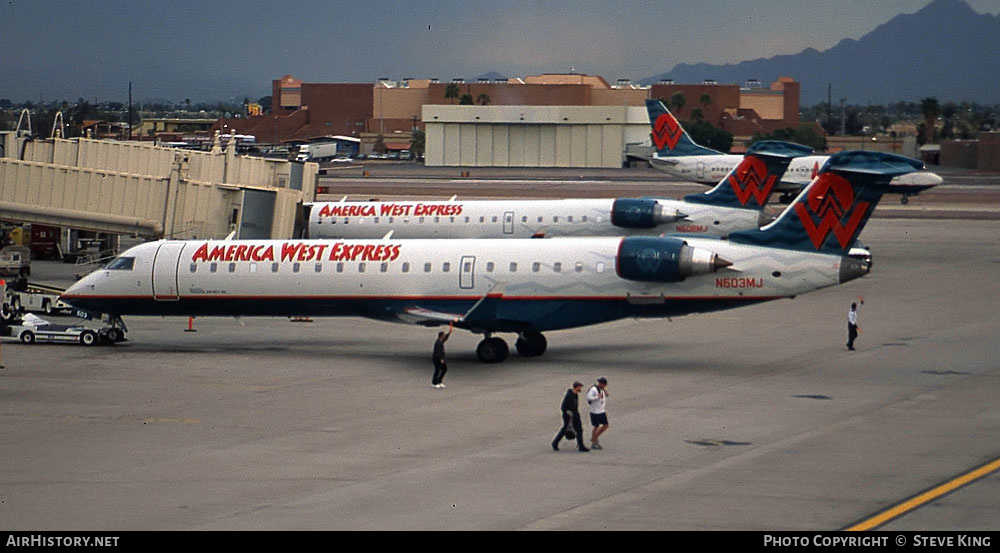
[640,0,1000,105]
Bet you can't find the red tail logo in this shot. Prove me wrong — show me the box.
[811,161,820,179]
[652,113,683,151]
[728,156,776,206]
[794,173,869,249]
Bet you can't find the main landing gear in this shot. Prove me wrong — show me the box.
[474,330,548,363]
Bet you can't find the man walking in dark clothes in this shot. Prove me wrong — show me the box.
[552,381,589,452]
[847,297,863,350]
[431,322,453,388]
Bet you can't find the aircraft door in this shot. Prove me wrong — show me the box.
[459,255,475,289]
[696,161,706,181]
[503,211,514,234]
[151,242,186,301]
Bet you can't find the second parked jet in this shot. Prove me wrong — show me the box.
[308,141,812,240]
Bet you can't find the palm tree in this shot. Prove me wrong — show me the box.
[670,92,686,115]
[444,83,460,104]
[476,93,491,106]
[921,97,940,144]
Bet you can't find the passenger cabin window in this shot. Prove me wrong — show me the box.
[537,216,543,223]
[380,262,388,273]
[567,216,573,223]
[424,262,432,273]
[210,263,218,273]
[337,262,344,273]
[402,262,410,273]
[271,263,279,273]
[106,257,135,271]
[293,262,301,273]
[532,262,540,273]
[509,262,517,272]
[486,262,495,272]
[575,262,584,273]
[553,262,562,272]
[228,263,236,273]
[442,262,451,273]
[581,216,588,223]
[315,263,322,273]
[358,263,366,273]
[189,263,197,273]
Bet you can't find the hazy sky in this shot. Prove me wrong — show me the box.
[2,0,999,103]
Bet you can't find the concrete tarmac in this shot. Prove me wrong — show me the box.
[1,219,998,530]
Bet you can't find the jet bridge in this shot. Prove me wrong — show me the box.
[0,132,317,243]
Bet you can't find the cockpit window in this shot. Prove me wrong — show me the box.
[105,256,135,271]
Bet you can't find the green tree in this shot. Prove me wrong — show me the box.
[683,119,732,152]
[410,129,425,158]
[458,94,474,105]
[669,92,686,115]
[476,93,491,106]
[444,83,460,104]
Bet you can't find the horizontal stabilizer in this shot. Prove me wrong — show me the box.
[729,150,921,254]
[684,140,813,210]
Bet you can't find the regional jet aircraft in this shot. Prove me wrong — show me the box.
[308,141,813,240]
[61,151,921,363]
[645,99,941,203]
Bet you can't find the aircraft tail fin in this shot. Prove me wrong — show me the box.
[646,99,719,157]
[729,151,923,254]
[683,140,814,210]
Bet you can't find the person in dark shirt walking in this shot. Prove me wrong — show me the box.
[431,323,453,388]
[552,381,589,452]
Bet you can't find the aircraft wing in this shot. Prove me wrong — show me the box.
[397,282,510,327]
[649,156,680,166]
[398,306,463,326]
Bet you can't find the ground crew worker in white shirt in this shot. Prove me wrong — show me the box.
[847,296,863,350]
[587,377,610,449]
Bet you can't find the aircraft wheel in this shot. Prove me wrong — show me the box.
[20,330,35,344]
[515,331,547,357]
[476,337,509,364]
[42,299,53,315]
[900,196,910,205]
[80,330,98,346]
[106,328,123,343]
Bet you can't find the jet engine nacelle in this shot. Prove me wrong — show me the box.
[616,236,732,283]
[610,199,685,229]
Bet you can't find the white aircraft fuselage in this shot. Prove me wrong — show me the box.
[307,198,768,240]
[62,236,858,333]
